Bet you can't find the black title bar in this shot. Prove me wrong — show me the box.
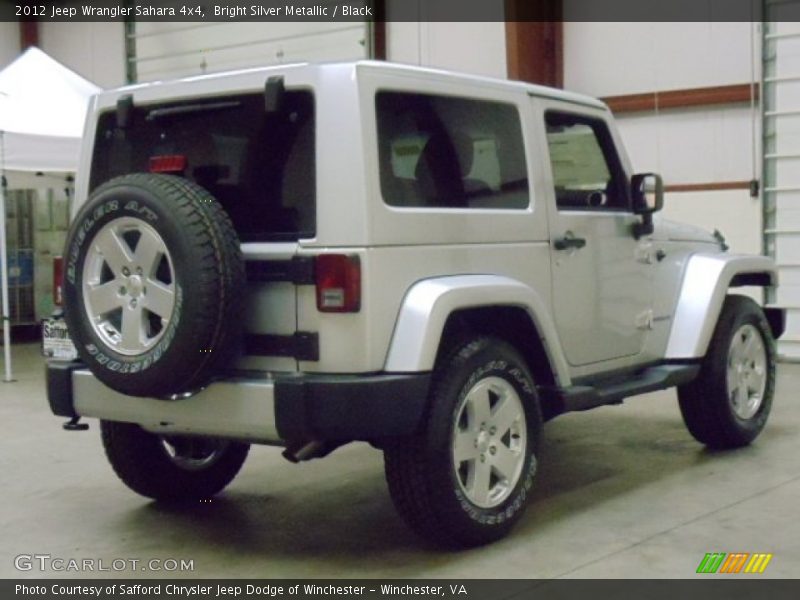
[0,0,788,23]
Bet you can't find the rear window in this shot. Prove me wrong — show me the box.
[90,91,315,242]
[376,91,529,210]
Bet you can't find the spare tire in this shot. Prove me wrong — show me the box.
[63,173,244,397]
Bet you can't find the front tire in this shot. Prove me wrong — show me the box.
[384,337,542,548]
[678,295,776,449]
[101,421,249,501]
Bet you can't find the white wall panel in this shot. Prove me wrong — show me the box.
[33,21,506,91]
[39,22,125,88]
[661,190,761,255]
[615,106,756,185]
[386,22,420,66]
[565,22,754,98]
[133,22,367,82]
[386,22,506,79]
[564,22,658,97]
[0,22,18,69]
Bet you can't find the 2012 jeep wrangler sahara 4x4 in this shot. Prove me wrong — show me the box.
[46,61,784,548]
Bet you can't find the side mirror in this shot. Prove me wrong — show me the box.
[631,173,664,238]
[632,173,664,214]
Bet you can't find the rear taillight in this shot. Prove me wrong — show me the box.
[53,256,64,307]
[149,154,187,174]
[315,254,361,313]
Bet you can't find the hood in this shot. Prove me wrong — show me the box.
[658,218,720,246]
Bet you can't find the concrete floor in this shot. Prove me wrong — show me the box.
[1,342,798,579]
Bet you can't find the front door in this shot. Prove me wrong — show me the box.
[543,109,653,367]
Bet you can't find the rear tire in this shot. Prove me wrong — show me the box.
[101,421,249,501]
[678,295,775,449]
[384,337,542,548]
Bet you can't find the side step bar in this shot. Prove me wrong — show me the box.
[542,364,701,417]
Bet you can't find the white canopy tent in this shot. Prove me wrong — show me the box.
[0,47,100,380]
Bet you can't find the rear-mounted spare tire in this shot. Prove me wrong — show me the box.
[63,173,244,397]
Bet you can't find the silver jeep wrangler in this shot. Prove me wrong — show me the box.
[47,61,783,548]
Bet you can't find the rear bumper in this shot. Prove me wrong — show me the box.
[46,361,430,444]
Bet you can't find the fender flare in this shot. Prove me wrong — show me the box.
[665,253,778,359]
[384,275,570,386]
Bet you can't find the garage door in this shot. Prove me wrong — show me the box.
[763,12,800,360]
[127,22,372,83]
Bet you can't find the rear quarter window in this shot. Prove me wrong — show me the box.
[376,91,529,210]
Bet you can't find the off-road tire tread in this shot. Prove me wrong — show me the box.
[384,339,483,547]
[678,295,776,449]
[384,337,541,548]
[101,420,249,501]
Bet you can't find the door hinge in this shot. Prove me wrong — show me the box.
[635,309,654,331]
[634,243,654,264]
[245,256,315,285]
[243,332,319,361]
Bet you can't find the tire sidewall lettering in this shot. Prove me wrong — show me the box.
[81,285,183,374]
[460,360,507,397]
[123,200,159,223]
[66,199,119,285]
[453,450,537,526]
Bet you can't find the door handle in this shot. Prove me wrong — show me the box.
[553,234,587,251]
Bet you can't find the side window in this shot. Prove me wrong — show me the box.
[545,111,629,211]
[376,92,529,209]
